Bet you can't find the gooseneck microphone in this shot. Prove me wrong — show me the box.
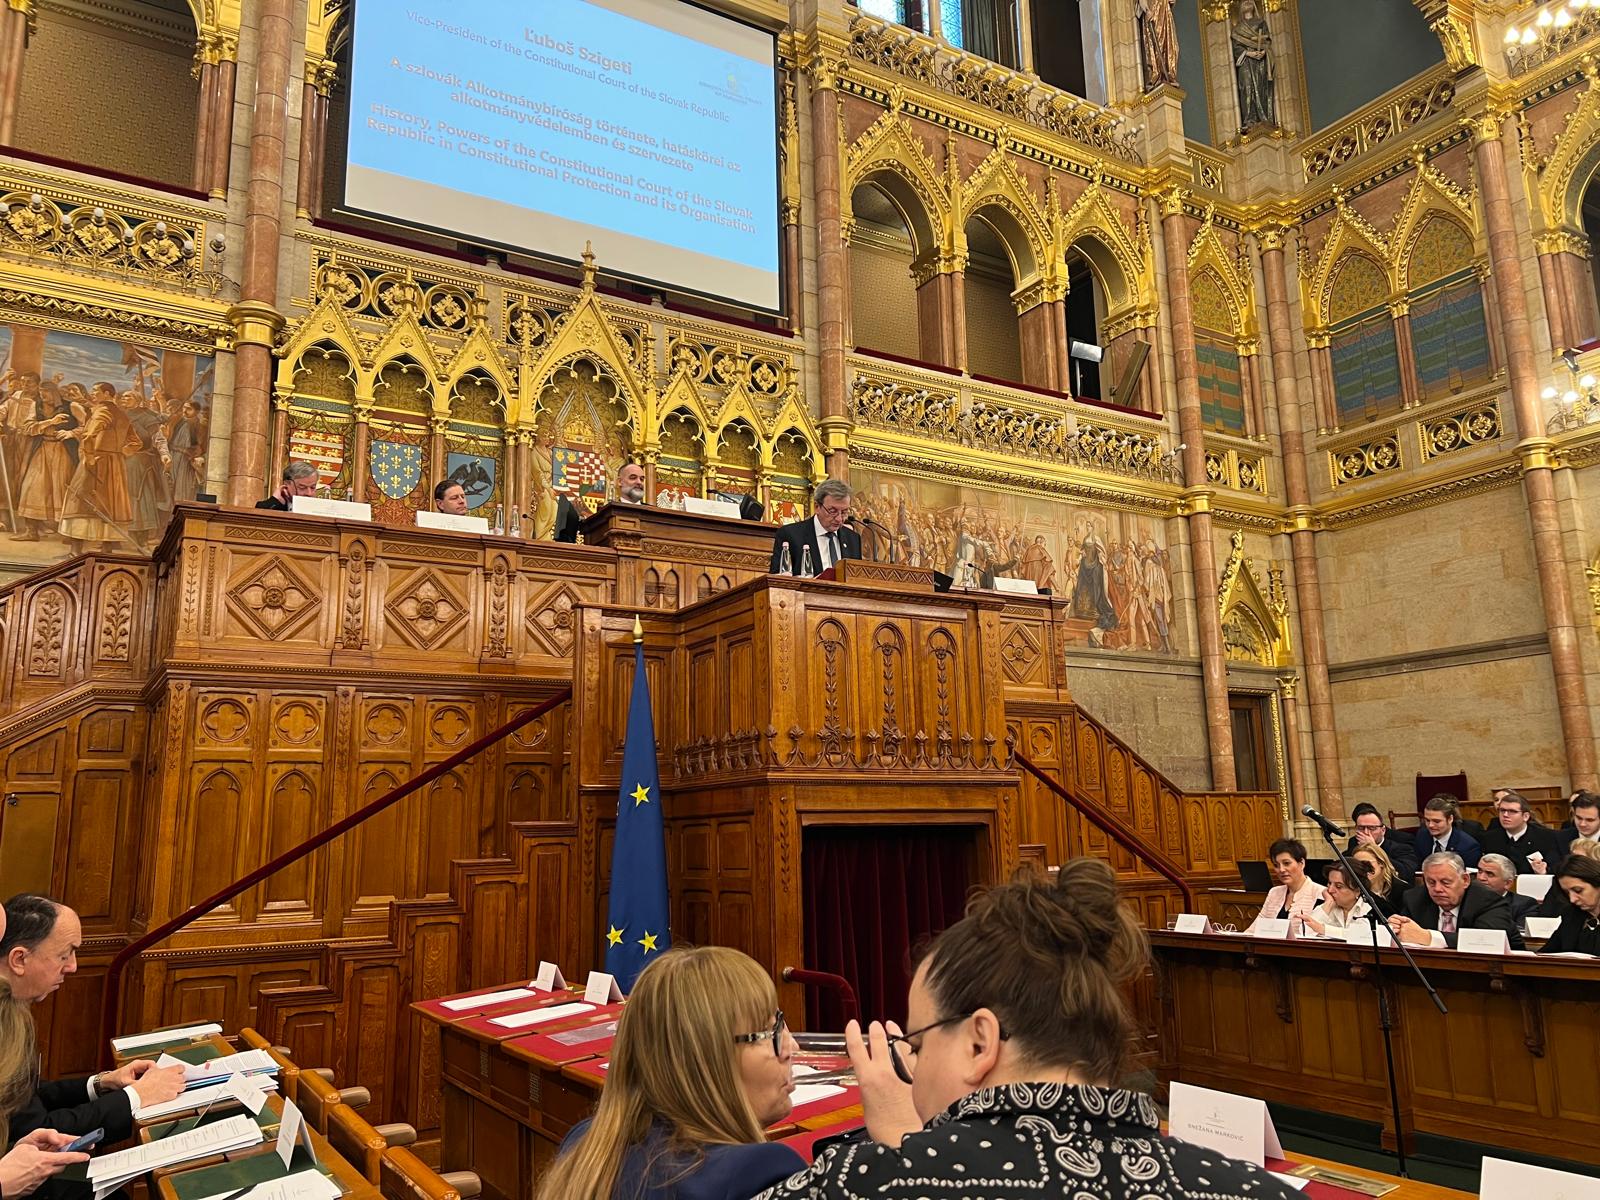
[1301,805,1346,839]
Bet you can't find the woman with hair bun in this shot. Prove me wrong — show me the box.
[538,946,805,1200]
[755,858,1300,1199]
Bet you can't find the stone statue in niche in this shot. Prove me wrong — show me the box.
[1231,0,1276,130]
[1138,0,1180,91]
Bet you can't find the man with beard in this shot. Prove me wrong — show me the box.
[58,383,139,553]
[12,380,80,540]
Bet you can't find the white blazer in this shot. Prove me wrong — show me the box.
[1251,880,1325,929]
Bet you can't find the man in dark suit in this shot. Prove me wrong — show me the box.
[769,479,861,576]
[1345,803,1419,877]
[1477,854,1541,921]
[1412,795,1482,869]
[2,895,185,1142]
[1389,852,1522,949]
[256,460,320,510]
[1479,791,1563,877]
[1558,791,1600,855]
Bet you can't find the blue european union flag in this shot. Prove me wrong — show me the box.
[603,632,670,992]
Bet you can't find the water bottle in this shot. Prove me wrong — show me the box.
[509,507,522,537]
[777,542,792,575]
[491,503,504,535]
[800,545,814,576]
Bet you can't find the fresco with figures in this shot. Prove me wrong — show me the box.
[851,467,1179,654]
[0,324,213,572]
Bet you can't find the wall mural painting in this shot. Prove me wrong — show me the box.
[851,467,1179,655]
[0,323,213,570]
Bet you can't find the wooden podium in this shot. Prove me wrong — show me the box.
[571,569,1020,1021]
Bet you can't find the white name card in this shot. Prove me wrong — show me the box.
[1173,914,1212,934]
[990,576,1040,595]
[1525,915,1561,940]
[1516,874,1555,900]
[289,495,371,521]
[681,496,742,520]
[224,1072,267,1115]
[1251,918,1291,940]
[532,961,567,992]
[1456,928,1509,955]
[1345,921,1396,947]
[275,1098,315,1170]
[1480,1155,1600,1200]
[584,971,624,1004]
[1168,1081,1283,1167]
[415,510,489,534]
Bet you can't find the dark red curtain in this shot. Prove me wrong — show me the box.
[801,825,974,1029]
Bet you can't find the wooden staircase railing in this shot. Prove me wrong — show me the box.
[97,686,574,1066]
[1013,748,1195,909]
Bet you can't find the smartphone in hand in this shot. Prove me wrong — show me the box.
[63,1128,105,1153]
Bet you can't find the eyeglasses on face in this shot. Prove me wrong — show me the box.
[884,1012,1008,1085]
[733,1009,787,1058]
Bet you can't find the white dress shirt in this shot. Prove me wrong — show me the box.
[1425,905,1462,948]
[812,516,843,571]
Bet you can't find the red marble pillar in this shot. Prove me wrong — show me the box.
[809,64,848,476]
[1159,190,1236,791]
[210,56,238,199]
[1280,677,1309,815]
[0,4,29,146]
[915,261,961,368]
[1392,309,1421,407]
[1259,228,1346,816]
[1473,113,1598,790]
[351,411,371,501]
[1017,301,1061,390]
[784,220,803,332]
[193,59,217,193]
[1050,299,1070,390]
[225,0,293,505]
[295,80,320,218]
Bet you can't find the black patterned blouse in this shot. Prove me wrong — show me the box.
[753,1083,1304,1200]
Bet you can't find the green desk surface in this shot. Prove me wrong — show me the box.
[167,1149,341,1200]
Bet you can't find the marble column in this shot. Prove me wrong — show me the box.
[210,54,238,200]
[225,0,294,504]
[1159,189,1237,791]
[809,56,850,476]
[193,59,216,193]
[1258,226,1346,815]
[0,2,32,146]
[914,254,964,368]
[1017,299,1063,390]
[1472,112,1599,790]
[350,408,371,501]
[1279,676,1308,815]
[295,80,321,219]
[1391,306,1421,408]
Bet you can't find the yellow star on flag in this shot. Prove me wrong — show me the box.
[638,931,659,954]
[631,782,652,806]
[606,925,625,947]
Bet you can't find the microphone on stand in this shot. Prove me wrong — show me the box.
[845,516,897,562]
[1301,805,1346,839]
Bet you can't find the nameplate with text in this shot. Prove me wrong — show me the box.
[990,576,1039,595]
[416,511,489,534]
[289,496,372,521]
[1456,928,1509,955]
[1251,918,1291,940]
[1345,921,1395,947]
[681,496,742,519]
[533,961,567,992]
[1173,914,1212,934]
[1168,1081,1283,1167]
[584,971,623,1004]
[1525,916,1561,940]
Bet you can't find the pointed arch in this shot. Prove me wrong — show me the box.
[844,111,948,250]
[524,291,652,434]
[1308,207,1396,326]
[1186,221,1257,339]
[1536,69,1600,236]
[849,169,940,257]
[1402,212,1479,291]
[365,308,445,404]
[1055,183,1146,313]
[959,149,1049,283]
[441,321,515,410]
[1326,252,1392,325]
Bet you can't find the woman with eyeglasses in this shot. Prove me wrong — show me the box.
[537,946,805,1200]
[753,858,1299,1199]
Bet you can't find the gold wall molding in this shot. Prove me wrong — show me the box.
[1317,459,1524,529]
[842,11,1137,165]
[846,442,1177,516]
[1300,65,1459,182]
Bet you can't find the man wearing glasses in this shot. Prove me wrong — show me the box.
[769,479,861,576]
[1344,803,1418,877]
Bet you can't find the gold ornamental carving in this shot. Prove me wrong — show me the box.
[1216,529,1293,667]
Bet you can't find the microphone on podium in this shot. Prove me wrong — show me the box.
[1301,805,1346,839]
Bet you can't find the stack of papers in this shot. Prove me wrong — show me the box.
[790,1064,847,1108]
[195,1173,341,1200]
[157,1049,279,1090]
[488,1002,592,1030]
[86,1113,262,1197]
[136,1073,278,1120]
[112,1024,223,1054]
[439,986,537,1012]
